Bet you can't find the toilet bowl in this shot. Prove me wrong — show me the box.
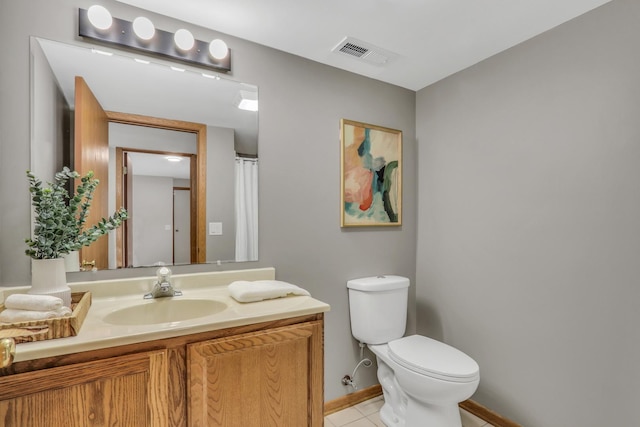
[370,336,479,426]
[347,276,480,427]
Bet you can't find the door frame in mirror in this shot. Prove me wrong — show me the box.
[116,148,197,267]
[106,110,207,264]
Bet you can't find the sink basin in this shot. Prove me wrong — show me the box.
[103,298,227,325]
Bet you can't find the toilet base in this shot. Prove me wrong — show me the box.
[378,393,463,427]
[371,344,471,427]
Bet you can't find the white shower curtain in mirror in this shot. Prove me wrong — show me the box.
[235,157,259,261]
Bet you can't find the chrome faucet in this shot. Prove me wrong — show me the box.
[144,267,183,299]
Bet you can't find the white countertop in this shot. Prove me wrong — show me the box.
[2,268,330,363]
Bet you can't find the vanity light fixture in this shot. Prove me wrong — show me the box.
[165,156,183,162]
[79,6,231,72]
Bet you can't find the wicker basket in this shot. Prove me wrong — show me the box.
[0,292,91,343]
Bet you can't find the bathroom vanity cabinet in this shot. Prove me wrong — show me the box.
[0,348,169,426]
[0,313,324,427]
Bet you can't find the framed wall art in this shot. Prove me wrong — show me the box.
[340,119,402,227]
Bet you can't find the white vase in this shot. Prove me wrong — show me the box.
[62,251,80,272]
[29,258,72,308]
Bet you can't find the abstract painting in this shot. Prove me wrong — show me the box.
[340,119,402,227]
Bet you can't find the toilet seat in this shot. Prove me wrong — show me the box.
[388,335,479,383]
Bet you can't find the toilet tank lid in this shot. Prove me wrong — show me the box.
[347,275,410,291]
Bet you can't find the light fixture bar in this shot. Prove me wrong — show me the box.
[78,8,231,73]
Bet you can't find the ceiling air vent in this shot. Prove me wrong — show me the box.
[332,37,398,66]
[339,42,369,58]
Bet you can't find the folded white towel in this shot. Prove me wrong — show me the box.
[228,280,310,303]
[4,294,63,311]
[0,306,72,323]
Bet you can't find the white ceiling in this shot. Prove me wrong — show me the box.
[35,38,256,178]
[116,0,610,91]
[35,38,259,155]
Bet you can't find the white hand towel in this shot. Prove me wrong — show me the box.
[228,280,310,303]
[4,294,63,311]
[0,306,72,323]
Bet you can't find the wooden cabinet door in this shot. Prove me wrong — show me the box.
[0,350,169,427]
[188,321,323,427]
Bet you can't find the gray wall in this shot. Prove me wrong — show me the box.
[132,175,173,266]
[0,0,416,402]
[415,0,640,425]
[206,126,236,262]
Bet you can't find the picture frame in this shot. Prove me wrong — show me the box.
[340,119,402,227]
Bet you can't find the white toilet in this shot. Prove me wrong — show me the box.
[347,275,480,427]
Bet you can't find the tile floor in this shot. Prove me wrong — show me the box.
[324,395,495,427]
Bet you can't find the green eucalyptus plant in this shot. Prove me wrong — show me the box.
[25,167,128,259]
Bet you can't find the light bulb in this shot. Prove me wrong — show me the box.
[174,29,195,51]
[87,5,112,30]
[209,39,228,60]
[132,16,155,40]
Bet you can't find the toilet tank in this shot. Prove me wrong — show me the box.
[347,275,409,345]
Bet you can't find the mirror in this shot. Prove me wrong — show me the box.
[30,37,259,270]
